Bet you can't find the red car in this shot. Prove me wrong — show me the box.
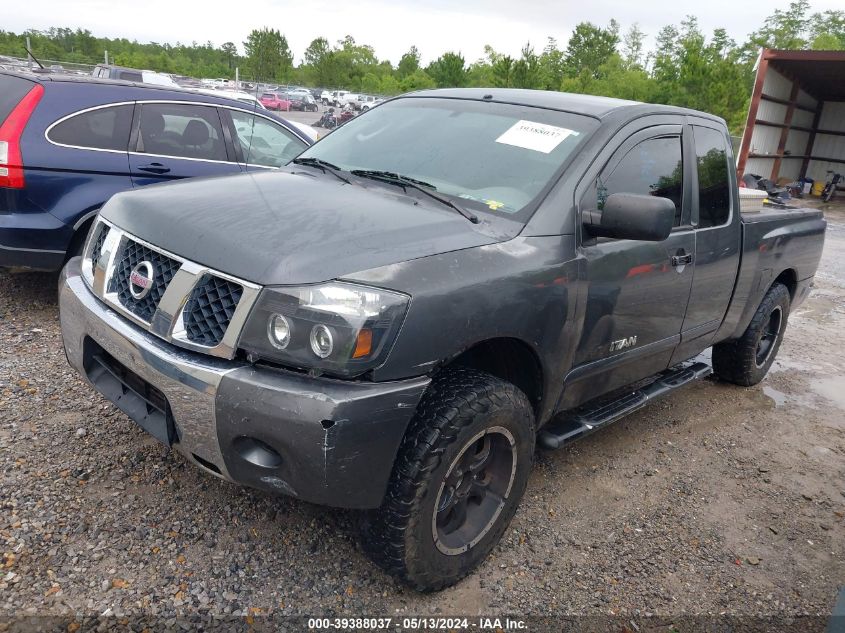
[259,92,291,111]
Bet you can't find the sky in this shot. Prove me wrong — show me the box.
[6,0,843,65]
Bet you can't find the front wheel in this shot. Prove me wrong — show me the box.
[362,368,535,592]
[713,282,791,386]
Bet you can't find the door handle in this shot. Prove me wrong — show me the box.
[137,163,170,174]
[671,253,693,266]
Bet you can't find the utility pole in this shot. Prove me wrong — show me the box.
[235,67,239,89]
[104,50,108,65]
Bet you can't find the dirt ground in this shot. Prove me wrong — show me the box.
[1,202,843,627]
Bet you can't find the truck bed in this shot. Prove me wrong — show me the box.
[717,205,827,342]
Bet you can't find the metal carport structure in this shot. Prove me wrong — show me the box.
[737,48,845,185]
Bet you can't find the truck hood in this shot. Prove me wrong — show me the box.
[100,170,521,286]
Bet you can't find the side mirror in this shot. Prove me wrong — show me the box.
[583,192,675,241]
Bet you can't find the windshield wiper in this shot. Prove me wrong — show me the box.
[292,157,351,184]
[350,170,479,224]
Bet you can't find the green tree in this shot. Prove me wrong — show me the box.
[397,46,420,78]
[427,51,467,87]
[564,20,620,79]
[622,24,646,69]
[303,37,334,85]
[243,28,293,82]
[491,55,514,87]
[399,69,436,92]
[809,10,845,48]
[749,0,810,49]
[538,38,565,90]
[572,53,655,101]
[360,71,381,93]
[220,42,237,70]
[511,43,541,89]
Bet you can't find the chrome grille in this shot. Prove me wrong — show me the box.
[82,218,261,360]
[183,276,244,347]
[112,240,181,322]
[89,225,109,277]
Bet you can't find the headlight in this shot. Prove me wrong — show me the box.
[238,282,410,377]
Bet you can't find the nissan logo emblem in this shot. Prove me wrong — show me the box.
[129,261,155,300]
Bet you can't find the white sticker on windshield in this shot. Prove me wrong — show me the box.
[495,120,577,154]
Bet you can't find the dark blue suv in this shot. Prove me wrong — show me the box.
[0,72,312,271]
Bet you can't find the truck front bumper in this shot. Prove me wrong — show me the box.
[59,258,430,509]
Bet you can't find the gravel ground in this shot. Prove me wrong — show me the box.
[1,206,844,625]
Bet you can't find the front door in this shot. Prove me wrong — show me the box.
[564,126,695,407]
[128,102,241,187]
[224,109,309,171]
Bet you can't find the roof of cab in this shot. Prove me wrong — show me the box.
[404,87,723,123]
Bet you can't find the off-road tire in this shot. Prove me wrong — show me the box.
[361,367,535,592]
[712,282,791,386]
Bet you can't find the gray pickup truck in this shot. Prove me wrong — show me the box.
[58,89,826,591]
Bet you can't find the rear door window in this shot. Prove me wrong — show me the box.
[48,105,134,151]
[135,103,228,161]
[693,126,731,228]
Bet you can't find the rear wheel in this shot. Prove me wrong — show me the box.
[713,283,790,386]
[362,368,535,591]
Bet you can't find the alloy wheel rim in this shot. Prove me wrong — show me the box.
[755,306,783,368]
[432,426,517,556]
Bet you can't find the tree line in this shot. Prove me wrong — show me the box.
[1,0,843,133]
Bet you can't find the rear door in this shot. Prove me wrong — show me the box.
[30,101,134,229]
[128,102,241,187]
[672,122,741,362]
[564,124,696,407]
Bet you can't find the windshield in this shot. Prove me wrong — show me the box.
[298,97,597,218]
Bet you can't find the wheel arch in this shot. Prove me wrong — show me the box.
[443,337,544,418]
[65,209,99,261]
[772,268,797,301]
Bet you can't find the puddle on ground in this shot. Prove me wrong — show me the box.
[758,383,821,410]
[809,376,845,410]
[762,385,788,407]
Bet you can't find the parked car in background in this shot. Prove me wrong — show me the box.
[259,92,291,111]
[202,78,231,89]
[320,90,333,104]
[331,90,349,106]
[287,93,318,112]
[340,92,361,108]
[0,71,311,271]
[196,88,266,110]
[92,65,178,87]
[357,95,383,110]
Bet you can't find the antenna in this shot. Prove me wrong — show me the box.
[25,40,45,69]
